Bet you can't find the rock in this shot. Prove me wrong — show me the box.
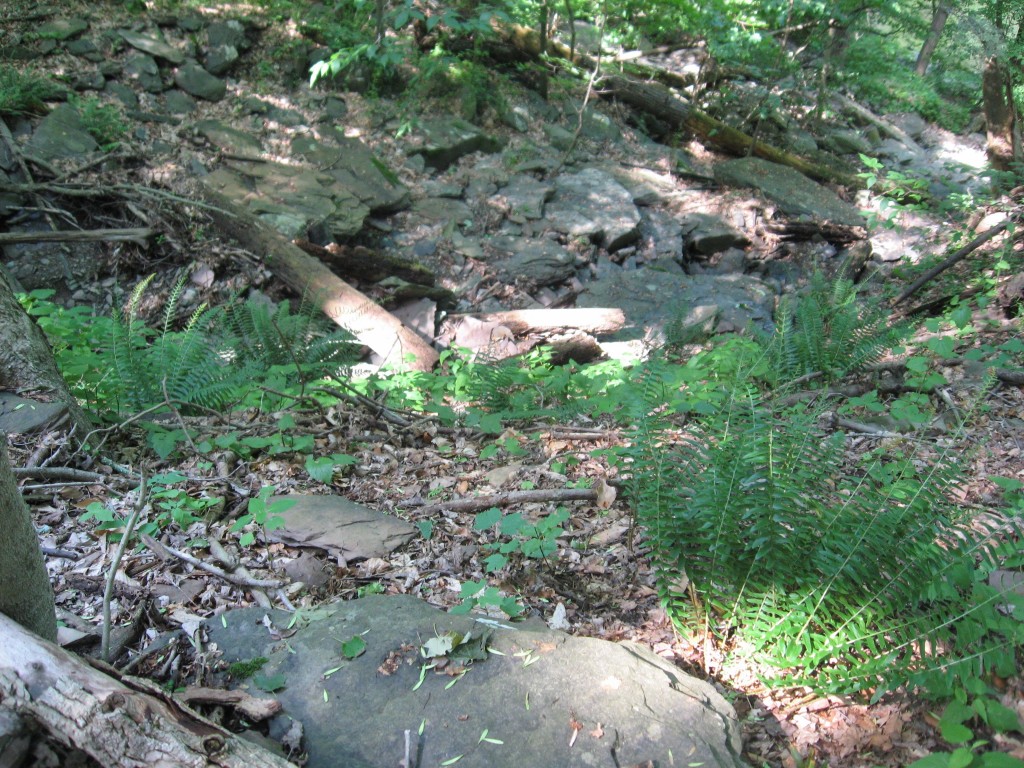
[66,38,102,61]
[72,71,105,92]
[177,15,206,32]
[542,123,575,151]
[124,54,165,93]
[195,119,262,156]
[888,112,927,141]
[824,128,873,155]
[579,270,775,341]
[411,196,471,223]
[267,496,417,564]
[486,235,577,287]
[682,213,750,256]
[0,393,69,434]
[37,18,89,41]
[291,135,410,214]
[640,208,684,261]
[204,159,369,239]
[714,157,865,228]
[26,104,98,162]
[544,167,640,252]
[118,29,185,64]
[207,19,250,51]
[204,595,747,768]
[409,118,504,171]
[164,89,197,114]
[608,166,677,206]
[488,175,554,220]
[203,43,239,76]
[173,62,226,102]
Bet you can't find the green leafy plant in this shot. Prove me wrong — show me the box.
[230,486,295,548]
[473,506,569,573]
[909,685,1024,767]
[0,66,65,116]
[450,578,523,618]
[70,95,128,149]
[626,364,1024,696]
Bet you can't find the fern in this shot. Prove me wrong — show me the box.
[109,277,355,415]
[628,376,1024,695]
[763,272,910,385]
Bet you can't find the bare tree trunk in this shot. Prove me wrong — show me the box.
[0,271,91,435]
[0,612,295,768]
[915,2,952,76]
[983,56,1022,171]
[0,433,56,643]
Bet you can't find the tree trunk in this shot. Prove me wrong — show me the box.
[0,612,294,768]
[0,433,56,643]
[196,181,439,371]
[0,270,91,436]
[914,2,951,76]
[982,56,1022,171]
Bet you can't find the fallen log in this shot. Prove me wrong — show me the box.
[490,20,860,188]
[0,611,294,768]
[195,181,439,371]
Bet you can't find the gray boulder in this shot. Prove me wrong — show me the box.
[714,157,865,228]
[174,62,226,102]
[409,118,504,171]
[544,167,640,252]
[26,105,98,162]
[204,595,748,768]
[292,135,410,214]
[118,29,185,64]
[486,235,577,287]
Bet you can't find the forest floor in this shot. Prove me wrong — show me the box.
[4,1,1024,766]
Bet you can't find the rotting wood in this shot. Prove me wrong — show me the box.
[446,307,625,336]
[0,612,295,768]
[294,239,436,285]
[489,20,860,188]
[195,181,439,371]
[0,228,153,246]
[763,219,866,243]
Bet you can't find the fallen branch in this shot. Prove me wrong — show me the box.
[895,218,1013,305]
[406,487,597,516]
[0,228,152,246]
[139,533,284,590]
[446,307,625,336]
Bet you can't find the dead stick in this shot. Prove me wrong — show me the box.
[0,228,153,246]
[139,533,284,589]
[407,487,597,516]
[895,219,1012,305]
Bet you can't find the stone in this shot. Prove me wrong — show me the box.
[291,135,410,214]
[486,235,577,287]
[542,123,575,151]
[207,20,250,51]
[682,213,750,256]
[203,159,369,239]
[118,29,185,64]
[72,71,105,91]
[0,394,69,435]
[488,174,554,220]
[66,38,101,60]
[544,167,640,252]
[101,82,135,110]
[824,128,873,155]
[164,89,196,114]
[267,495,417,563]
[195,119,262,156]
[714,157,865,228]
[124,54,165,93]
[26,104,98,162]
[177,15,206,32]
[174,62,226,101]
[203,43,239,76]
[409,118,504,171]
[204,595,747,768]
[578,270,775,341]
[37,18,88,41]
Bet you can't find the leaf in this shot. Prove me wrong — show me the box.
[305,456,338,484]
[474,507,502,530]
[417,520,434,540]
[440,756,463,766]
[253,673,286,692]
[594,478,617,509]
[341,635,367,659]
[421,632,460,658]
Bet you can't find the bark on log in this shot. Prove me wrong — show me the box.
[294,239,436,286]
[489,21,859,188]
[447,307,625,336]
[0,612,295,768]
[983,56,1022,171]
[830,92,925,155]
[196,182,439,371]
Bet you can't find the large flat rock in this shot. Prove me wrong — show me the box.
[205,595,747,768]
[714,157,865,228]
